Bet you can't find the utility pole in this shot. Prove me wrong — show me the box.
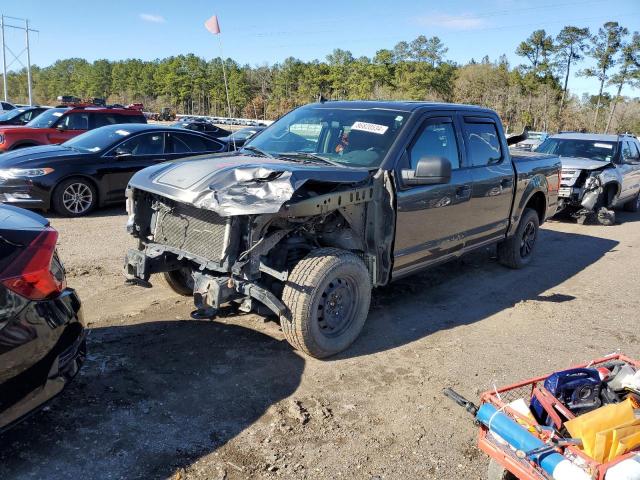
[25,19,32,105]
[1,15,7,102]
[0,15,38,104]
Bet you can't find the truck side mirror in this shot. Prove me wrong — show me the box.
[401,156,452,186]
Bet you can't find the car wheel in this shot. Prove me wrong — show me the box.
[623,191,640,212]
[52,178,97,217]
[487,459,517,480]
[158,268,194,296]
[280,247,371,358]
[497,208,539,269]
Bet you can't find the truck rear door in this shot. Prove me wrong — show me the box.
[459,115,514,247]
[393,113,474,273]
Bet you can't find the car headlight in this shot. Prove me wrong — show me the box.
[0,167,54,179]
[584,175,601,191]
[0,134,4,144]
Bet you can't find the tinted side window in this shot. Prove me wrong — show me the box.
[175,133,211,152]
[63,113,90,130]
[118,132,164,155]
[463,122,502,166]
[203,137,224,151]
[409,120,460,170]
[166,133,191,154]
[125,114,147,124]
[630,141,640,159]
[622,140,639,160]
[92,114,119,128]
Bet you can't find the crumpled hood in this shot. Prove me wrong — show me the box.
[0,145,84,169]
[128,152,372,216]
[560,156,612,171]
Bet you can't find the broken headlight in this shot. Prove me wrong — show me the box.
[584,175,601,191]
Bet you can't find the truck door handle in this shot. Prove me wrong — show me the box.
[456,185,471,198]
[501,178,513,188]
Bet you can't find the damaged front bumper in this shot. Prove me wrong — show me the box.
[124,247,286,318]
[558,175,603,214]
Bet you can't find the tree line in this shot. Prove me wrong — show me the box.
[2,21,639,134]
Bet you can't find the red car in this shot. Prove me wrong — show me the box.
[0,105,147,152]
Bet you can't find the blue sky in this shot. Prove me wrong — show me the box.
[2,0,639,98]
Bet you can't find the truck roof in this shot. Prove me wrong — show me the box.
[308,100,496,114]
[550,132,621,142]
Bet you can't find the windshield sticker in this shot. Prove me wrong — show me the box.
[351,121,389,135]
[52,112,63,117]
[594,143,613,149]
[115,129,131,136]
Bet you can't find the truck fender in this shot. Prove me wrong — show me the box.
[509,174,548,235]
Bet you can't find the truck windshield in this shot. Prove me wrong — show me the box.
[26,108,69,128]
[536,138,616,162]
[246,105,407,167]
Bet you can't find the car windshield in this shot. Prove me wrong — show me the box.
[63,126,135,153]
[246,105,407,167]
[0,109,25,121]
[536,138,617,162]
[26,108,68,128]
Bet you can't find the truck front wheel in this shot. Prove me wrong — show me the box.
[280,248,372,358]
[158,267,194,296]
[497,208,539,269]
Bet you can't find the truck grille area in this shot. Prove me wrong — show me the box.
[152,201,229,263]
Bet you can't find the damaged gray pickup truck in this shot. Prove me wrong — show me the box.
[124,101,560,358]
[537,133,640,225]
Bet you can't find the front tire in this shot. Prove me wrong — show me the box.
[280,248,372,358]
[497,208,539,269]
[52,178,97,217]
[158,268,194,296]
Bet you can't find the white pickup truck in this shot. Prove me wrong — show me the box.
[537,133,640,225]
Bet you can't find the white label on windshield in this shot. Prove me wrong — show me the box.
[53,112,63,117]
[594,143,612,149]
[115,129,131,136]
[351,121,388,135]
[88,147,101,152]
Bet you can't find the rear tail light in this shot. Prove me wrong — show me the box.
[0,227,66,300]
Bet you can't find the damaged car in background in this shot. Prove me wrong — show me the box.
[537,133,640,225]
[124,101,560,358]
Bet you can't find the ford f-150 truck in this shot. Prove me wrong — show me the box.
[123,101,561,358]
[536,133,640,225]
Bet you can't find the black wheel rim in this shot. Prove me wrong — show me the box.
[316,276,357,338]
[520,221,536,258]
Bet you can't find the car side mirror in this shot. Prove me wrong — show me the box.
[114,147,132,158]
[401,156,452,186]
[56,124,67,131]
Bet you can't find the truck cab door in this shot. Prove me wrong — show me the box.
[459,115,514,248]
[393,114,474,274]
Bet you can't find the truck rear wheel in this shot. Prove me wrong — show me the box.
[157,267,194,296]
[497,208,539,269]
[280,248,371,358]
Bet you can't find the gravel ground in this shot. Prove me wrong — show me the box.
[1,207,639,480]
